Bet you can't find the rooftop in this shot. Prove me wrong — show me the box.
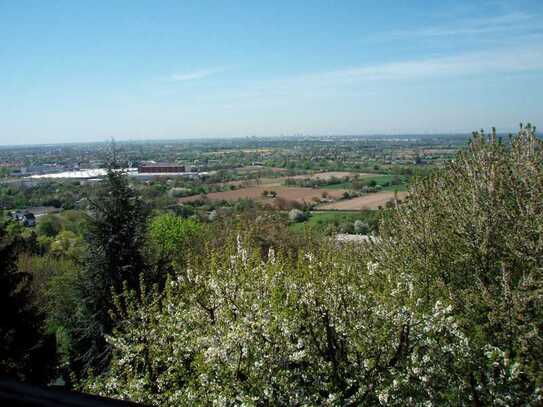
[139,163,183,168]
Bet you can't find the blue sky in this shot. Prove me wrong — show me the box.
[1,0,542,144]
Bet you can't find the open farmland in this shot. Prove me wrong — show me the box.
[235,165,289,174]
[218,172,360,188]
[318,191,408,210]
[287,171,364,180]
[177,186,347,204]
[213,177,284,189]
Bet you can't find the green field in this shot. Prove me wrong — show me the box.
[289,210,380,234]
[380,183,408,192]
[321,174,409,191]
[320,181,352,189]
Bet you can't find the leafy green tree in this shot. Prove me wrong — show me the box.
[36,214,62,238]
[147,213,206,277]
[0,223,56,383]
[50,230,85,260]
[0,168,12,178]
[59,210,88,236]
[373,124,543,403]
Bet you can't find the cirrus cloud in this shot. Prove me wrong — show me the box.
[170,67,227,82]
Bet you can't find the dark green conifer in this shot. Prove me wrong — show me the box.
[71,168,149,377]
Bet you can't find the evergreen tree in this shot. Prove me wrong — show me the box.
[0,223,56,383]
[71,169,149,377]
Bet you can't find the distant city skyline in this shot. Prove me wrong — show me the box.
[1,0,542,145]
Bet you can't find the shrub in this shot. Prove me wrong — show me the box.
[36,214,62,238]
[148,213,206,267]
[353,220,369,234]
[288,209,306,223]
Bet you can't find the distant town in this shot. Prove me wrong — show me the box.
[1,134,466,233]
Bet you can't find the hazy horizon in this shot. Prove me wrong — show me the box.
[1,0,542,145]
[0,131,486,148]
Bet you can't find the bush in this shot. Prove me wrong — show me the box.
[36,214,62,238]
[353,220,369,234]
[338,221,354,233]
[288,209,306,223]
[169,188,191,198]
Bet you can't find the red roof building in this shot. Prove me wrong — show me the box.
[138,163,185,173]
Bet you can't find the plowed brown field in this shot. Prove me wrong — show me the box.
[177,186,347,204]
[318,192,408,210]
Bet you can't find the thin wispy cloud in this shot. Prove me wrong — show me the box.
[170,67,226,82]
[218,44,543,105]
[309,45,543,82]
[367,11,542,43]
[407,12,536,37]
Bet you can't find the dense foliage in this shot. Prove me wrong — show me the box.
[78,126,543,405]
[1,126,542,405]
[0,223,56,383]
[147,213,208,279]
[372,126,543,404]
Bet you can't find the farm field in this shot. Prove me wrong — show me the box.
[214,177,285,188]
[319,181,353,189]
[177,185,347,204]
[380,183,408,192]
[236,165,289,174]
[318,191,408,210]
[320,174,409,190]
[214,172,395,191]
[287,171,362,180]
